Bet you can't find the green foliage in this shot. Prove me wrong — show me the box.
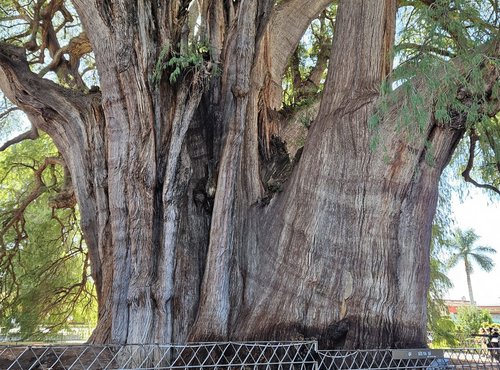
[372,50,500,146]
[428,192,497,347]
[429,316,458,348]
[0,134,96,339]
[150,41,216,87]
[0,0,97,336]
[150,43,172,86]
[370,0,500,176]
[468,115,500,191]
[441,227,496,306]
[167,51,204,84]
[428,193,457,347]
[282,5,335,110]
[455,305,493,338]
[446,228,496,275]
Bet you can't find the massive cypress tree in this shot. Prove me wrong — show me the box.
[1,0,499,348]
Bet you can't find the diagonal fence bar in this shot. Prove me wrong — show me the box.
[0,341,318,369]
[1,342,500,369]
[316,348,500,369]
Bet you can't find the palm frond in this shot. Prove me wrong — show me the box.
[474,246,497,254]
[447,253,461,268]
[470,253,495,272]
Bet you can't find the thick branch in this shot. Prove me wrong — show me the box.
[0,43,91,146]
[48,162,76,209]
[286,10,331,106]
[462,130,500,195]
[256,0,332,156]
[38,32,92,90]
[281,100,320,158]
[264,0,332,106]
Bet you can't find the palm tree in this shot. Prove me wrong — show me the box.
[447,228,496,306]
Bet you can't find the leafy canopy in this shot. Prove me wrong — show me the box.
[0,0,98,337]
[0,133,96,338]
[446,228,496,274]
[455,305,493,339]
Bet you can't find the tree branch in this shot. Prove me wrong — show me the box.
[483,123,500,174]
[0,43,91,146]
[256,0,332,156]
[48,161,76,209]
[0,156,65,239]
[37,32,92,90]
[285,9,331,106]
[0,126,39,151]
[0,106,19,119]
[462,130,500,195]
[265,0,333,102]
[396,42,456,58]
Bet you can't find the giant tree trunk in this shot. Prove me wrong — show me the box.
[0,0,470,348]
[221,1,463,348]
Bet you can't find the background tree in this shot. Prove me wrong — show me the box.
[1,0,500,349]
[455,305,493,341]
[0,132,96,338]
[428,227,457,347]
[447,228,496,306]
[426,184,460,348]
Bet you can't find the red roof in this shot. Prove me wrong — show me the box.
[448,306,458,314]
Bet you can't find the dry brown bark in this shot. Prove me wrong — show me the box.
[1,0,493,348]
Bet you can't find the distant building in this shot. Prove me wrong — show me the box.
[444,298,500,323]
[445,298,471,315]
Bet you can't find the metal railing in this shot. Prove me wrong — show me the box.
[0,342,499,369]
[0,341,317,369]
[317,348,500,369]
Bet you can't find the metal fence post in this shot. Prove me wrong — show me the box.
[313,340,319,370]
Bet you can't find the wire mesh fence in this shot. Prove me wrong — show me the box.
[0,341,317,370]
[0,342,499,369]
[316,348,500,369]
